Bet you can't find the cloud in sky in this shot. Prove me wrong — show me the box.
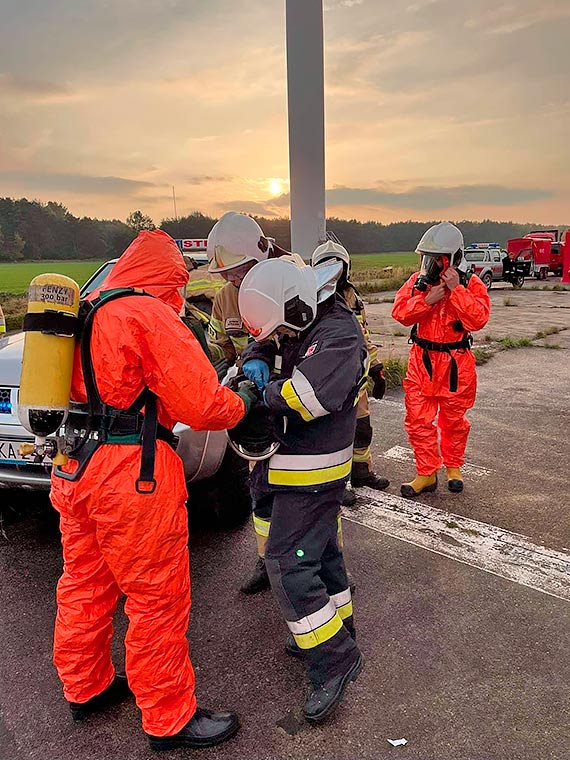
[0,171,157,196]
[0,0,568,224]
[265,183,551,211]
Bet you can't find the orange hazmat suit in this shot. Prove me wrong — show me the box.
[50,230,245,736]
[392,273,490,475]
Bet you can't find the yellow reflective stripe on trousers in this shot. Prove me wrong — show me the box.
[287,600,344,650]
[353,445,371,463]
[330,589,353,620]
[253,514,271,537]
[292,613,344,649]
[280,378,313,422]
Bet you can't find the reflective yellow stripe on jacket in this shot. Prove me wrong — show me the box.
[268,444,353,487]
[280,369,329,423]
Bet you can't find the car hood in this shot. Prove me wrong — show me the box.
[0,333,24,386]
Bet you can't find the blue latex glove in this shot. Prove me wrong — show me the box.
[242,360,270,390]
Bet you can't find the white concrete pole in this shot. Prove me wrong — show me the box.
[285,0,326,257]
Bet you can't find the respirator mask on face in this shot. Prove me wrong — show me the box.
[415,255,449,292]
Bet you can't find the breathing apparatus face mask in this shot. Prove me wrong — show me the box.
[415,254,449,291]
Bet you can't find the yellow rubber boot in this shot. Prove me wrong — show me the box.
[446,467,464,493]
[400,473,437,498]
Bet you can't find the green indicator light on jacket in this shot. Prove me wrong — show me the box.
[296,549,305,558]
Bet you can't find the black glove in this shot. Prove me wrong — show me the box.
[369,363,386,400]
[235,380,260,417]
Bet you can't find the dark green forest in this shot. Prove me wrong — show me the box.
[0,197,566,262]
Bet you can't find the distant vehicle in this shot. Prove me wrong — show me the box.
[512,230,565,277]
[464,243,505,290]
[0,251,249,527]
[505,237,551,284]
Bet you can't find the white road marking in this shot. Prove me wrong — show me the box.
[381,445,492,477]
[369,398,405,409]
[343,487,570,602]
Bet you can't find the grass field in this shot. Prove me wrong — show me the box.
[0,261,105,294]
[351,252,416,270]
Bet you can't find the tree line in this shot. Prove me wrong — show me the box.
[0,197,566,262]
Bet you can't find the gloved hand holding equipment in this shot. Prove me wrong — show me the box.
[234,379,260,417]
[225,373,279,461]
[242,359,270,390]
[368,363,386,400]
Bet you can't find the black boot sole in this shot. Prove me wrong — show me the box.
[303,655,364,724]
[148,718,240,751]
[447,479,464,493]
[400,477,438,498]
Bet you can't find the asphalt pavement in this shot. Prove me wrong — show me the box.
[1,343,569,760]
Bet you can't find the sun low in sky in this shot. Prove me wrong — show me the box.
[0,0,568,225]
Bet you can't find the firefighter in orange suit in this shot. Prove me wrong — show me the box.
[50,230,256,751]
[392,223,490,497]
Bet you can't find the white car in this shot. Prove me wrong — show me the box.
[0,257,249,526]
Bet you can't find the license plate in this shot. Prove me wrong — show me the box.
[0,439,36,465]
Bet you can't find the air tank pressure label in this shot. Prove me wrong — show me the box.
[29,284,76,307]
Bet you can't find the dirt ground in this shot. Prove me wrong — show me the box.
[366,280,570,361]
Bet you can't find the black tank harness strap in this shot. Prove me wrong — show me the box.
[54,288,177,492]
[409,324,473,393]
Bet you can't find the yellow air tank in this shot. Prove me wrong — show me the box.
[18,274,80,463]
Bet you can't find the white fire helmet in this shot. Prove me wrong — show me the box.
[416,222,468,278]
[311,240,351,271]
[207,211,272,273]
[416,222,464,257]
[238,259,317,341]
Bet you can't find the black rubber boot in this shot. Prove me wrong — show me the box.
[341,487,357,507]
[147,708,240,751]
[351,463,389,490]
[69,673,132,722]
[303,655,364,724]
[239,556,270,595]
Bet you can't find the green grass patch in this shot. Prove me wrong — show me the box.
[351,252,417,271]
[0,261,105,294]
[502,297,518,307]
[382,357,408,389]
[499,336,533,349]
[472,347,493,365]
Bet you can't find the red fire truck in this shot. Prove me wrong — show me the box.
[505,230,570,286]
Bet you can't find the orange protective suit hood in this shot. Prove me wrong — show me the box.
[101,230,188,313]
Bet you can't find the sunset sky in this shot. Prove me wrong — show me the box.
[1,0,569,225]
